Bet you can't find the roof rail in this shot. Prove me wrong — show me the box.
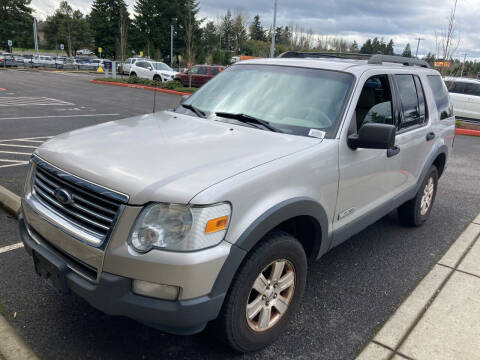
[368,54,430,68]
[278,51,430,68]
[278,51,370,60]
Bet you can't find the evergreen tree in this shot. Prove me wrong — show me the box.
[0,0,34,50]
[220,10,234,51]
[360,39,373,54]
[89,0,129,59]
[132,0,200,62]
[232,14,247,53]
[249,15,265,41]
[386,39,394,55]
[349,40,359,52]
[43,2,91,56]
[202,21,218,54]
[402,43,412,57]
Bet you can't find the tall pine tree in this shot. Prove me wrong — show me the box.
[89,0,129,58]
[0,0,34,50]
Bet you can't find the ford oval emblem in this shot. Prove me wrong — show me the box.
[54,188,73,205]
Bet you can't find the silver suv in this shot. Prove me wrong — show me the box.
[19,53,455,352]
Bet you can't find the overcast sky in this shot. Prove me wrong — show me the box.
[30,0,480,60]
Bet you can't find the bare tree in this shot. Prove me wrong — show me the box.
[438,0,461,76]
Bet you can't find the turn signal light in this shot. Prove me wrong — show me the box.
[205,216,228,234]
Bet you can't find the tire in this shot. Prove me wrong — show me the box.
[153,75,161,82]
[215,231,307,352]
[398,165,439,227]
[130,72,137,78]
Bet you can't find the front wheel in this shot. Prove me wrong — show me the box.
[215,231,307,352]
[130,72,137,78]
[398,165,439,226]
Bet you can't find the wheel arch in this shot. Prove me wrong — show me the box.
[210,198,329,299]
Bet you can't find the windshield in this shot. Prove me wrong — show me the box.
[152,62,172,71]
[180,64,354,137]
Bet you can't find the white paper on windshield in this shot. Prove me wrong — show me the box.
[308,129,326,139]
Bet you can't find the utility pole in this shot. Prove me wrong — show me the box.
[270,0,278,58]
[415,37,424,57]
[460,53,468,77]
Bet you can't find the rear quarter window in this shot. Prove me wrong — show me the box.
[427,75,453,120]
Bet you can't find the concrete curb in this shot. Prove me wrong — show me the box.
[0,185,21,217]
[89,79,191,96]
[356,212,480,360]
[0,315,39,360]
[455,128,480,137]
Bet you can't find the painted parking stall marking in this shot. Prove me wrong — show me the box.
[0,136,52,169]
[0,97,74,107]
[0,242,24,254]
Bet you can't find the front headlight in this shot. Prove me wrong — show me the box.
[128,202,231,253]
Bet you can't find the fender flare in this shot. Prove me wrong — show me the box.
[210,197,329,298]
[414,144,448,194]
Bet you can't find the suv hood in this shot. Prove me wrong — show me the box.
[35,111,319,205]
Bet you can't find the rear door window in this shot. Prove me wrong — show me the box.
[465,83,480,97]
[427,75,454,120]
[395,74,421,129]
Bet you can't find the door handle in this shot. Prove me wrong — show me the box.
[387,146,400,158]
[426,132,435,141]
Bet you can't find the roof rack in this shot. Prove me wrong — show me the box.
[368,54,429,68]
[278,51,370,60]
[277,52,430,68]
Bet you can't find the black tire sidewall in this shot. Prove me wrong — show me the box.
[225,233,307,352]
[413,166,439,225]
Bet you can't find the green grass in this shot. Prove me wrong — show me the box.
[0,302,5,315]
[11,48,60,54]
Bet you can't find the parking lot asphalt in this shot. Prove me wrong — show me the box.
[0,71,479,360]
[0,69,180,195]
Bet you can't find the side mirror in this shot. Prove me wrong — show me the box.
[347,123,396,150]
[180,94,190,104]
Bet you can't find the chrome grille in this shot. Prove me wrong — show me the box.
[31,158,127,247]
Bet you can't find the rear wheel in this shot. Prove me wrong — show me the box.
[153,75,161,82]
[215,231,307,352]
[398,165,438,226]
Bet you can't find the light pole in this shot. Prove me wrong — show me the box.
[170,20,174,68]
[270,0,278,58]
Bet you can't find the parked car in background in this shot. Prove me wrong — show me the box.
[444,77,480,122]
[54,56,67,65]
[13,54,25,64]
[89,58,113,70]
[32,55,56,66]
[129,60,178,82]
[121,57,150,75]
[76,49,94,55]
[0,53,16,67]
[174,65,224,87]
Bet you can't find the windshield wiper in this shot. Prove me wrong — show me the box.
[215,112,282,133]
[181,103,206,118]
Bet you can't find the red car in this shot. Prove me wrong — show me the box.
[175,65,224,87]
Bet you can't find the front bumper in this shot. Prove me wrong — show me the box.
[19,214,227,335]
